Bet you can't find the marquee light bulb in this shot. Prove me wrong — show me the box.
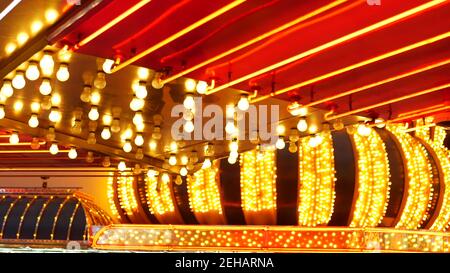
[275,137,286,150]
[0,105,5,119]
[229,150,238,159]
[9,131,19,144]
[288,142,298,153]
[185,79,196,92]
[13,100,23,111]
[51,93,61,106]
[184,120,194,133]
[133,111,144,126]
[357,123,371,136]
[196,81,208,94]
[137,67,149,80]
[31,101,40,113]
[48,107,61,122]
[276,124,286,135]
[237,95,250,111]
[102,59,114,74]
[168,154,177,166]
[28,114,39,128]
[88,106,100,121]
[183,94,195,110]
[56,63,70,82]
[101,127,111,140]
[134,133,144,146]
[90,90,101,105]
[308,124,318,134]
[229,141,238,152]
[149,139,157,150]
[102,114,112,125]
[49,142,59,155]
[297,118,308,132]
[161,173,170,184]
[40,52,54,72]
[151,76,164,89]
[39,78,52,95]
[135,81,148,99]
[202,158,212,169]
[130,97,145,111]
[80,85,91,103]
[94,71,106,89]
[180,155,189,165]
[228,156,237,165]
[1,80,13,97]
[26,61,40,81]
[87,132,96,145]
[123,140,132,153]
[118,161,127,171]
[152,126,162,140]
[68,147,77,159]
[225,121,236,135]
[30,137,40,150]
[375,118,386,129]
[12,71,26,89]
[180,167,188,177]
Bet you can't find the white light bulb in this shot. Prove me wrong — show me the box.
[1,81,13,97]
[202,158,212,169]
[229,150,239,159]
[357,123,371,136]
[297,118,308,132]
[180,155,189,165]
[80,85,91,103]
[183,109,194,121]
[9,132,19,144]
[130,97,145,111]
[102,59,114,74]
[118,161,127,171]
[183,94,195,110]
[56,63,70,82]
[49,107,61,122]
[275,137,285,150]
[276,124,286,135]
[375,118,386,129]
[147,168,158,177]
[149,140,157,150]
[169,154,177,166]
[196,81,208,94]
[237,95,250,111]
[123,140,132,153]
[134,134,144,146]
[90,91,101,105]
[26,62,40,81]
[180,167,188,177]
[31,101,40,113]
[68,147,77,159]
[185,79,196,92]
[88,106,99,121]
[151,77,164,89]
[136,82,148,99]
[184,120,194,133]
[39,78,52,95]
[229,141,238,152]
[40,52,54,72]
[101,127,111,140]
[51,93,61,106]
[12,72,26,89]
[133,111,144,126]
[161,173,170,184]
[49,143,59,155]
[225,121,236,135]
[0,105,5,119]
[228,156,237,165]
[308,124,318,134]
[28,114,39,128]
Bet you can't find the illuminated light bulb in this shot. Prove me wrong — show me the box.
[183,94,195,110]
[297,117,308,132]
[180,167,188,177]
[183,109,194,121]
[237,94,250,111]
[229,150,239,159]
[152,126,162,140]
[229,141,238,152]
[134,133,144,146]
[288,142,298,153]
[94,71,106,89]
[0,105,5,119]
[48,107,61,122]
[12,71,26,89]
[228,156,237,165]
[287,101,308,116]
[308,124,318,134]
[39,78,52,95]
[185,79,196,92]
[180,155,189,165]
[225,121,236,135]
[30,137,40,150]
[136,81,148,99]
[68,147,77,159]
[137,67,149,80]
[357,123,371,136]
[86,151,94,163]
[170,141,178,152]
[151,75,164,89]
[14,100,23,111]
[202,158,212,169]
[161,173,170,184]
[102,156,111,167]
[87,131,96,145]
[147,168,158,177]
[168,154,177,166]
[9,131,19,144]
[135,122,145,132]
[80,85,91,103]
[58,47,72,62]
[135,148,144,160]
[26,61,40,81]
[375,118,386,129]
[102,114,112,125]
[308,136,319,148]
[275,137,286,150]
[102,59,114,74]
[130,97,145,111]
[123,139,132,153]
[276,124,286,135]
[28,114,39,128]
[149,139,157,150]
[333,119,345,131]
[56,63,70,82]
[226,104,235,119]
[40,51,54,72]
[1,80,13,97]
[5,42,16,54]
[45,9,58,23]
[101,126,111,140]
[90,91,101,105]
[49,142,59,155]
[17,32,29,45]
[184,120,194,133]
[196,81,208,94]
[88,106,100,121]
[133,111,144,126]
[118,161,127,171]
[111,118,121,133]
[31,21,43,34]
[51,93,61,106]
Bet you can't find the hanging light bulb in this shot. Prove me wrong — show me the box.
[123,139,132,153]
[375,118,386,129]
[49,142,59,155]
[229,140,239,152]
[168,154,177,166]
[28,113,39,128]
[136,81,148,99]
[133,111,144,126]
[134,133,144,146]
[333,119,345,131]
[149,139,157,151]
[9,131,19,144]
[94,71,106,89]
[184,120,194,133]
[80,85,92,103]
[229,150,239,159]
[297,117,308,132]
[185,79,196,92]
[1,80,13,97]
[183,109,194,121]
[26,61,40,81]
[357,122,371,136]
[288,142,298,153]
[0,105,5,119]
[111,118,121,133]
[40,51,54,75]
[275,137,286,150]
[48,107,61,122]
[102,59,114,74]
[102,156,111,167]
[50,93,61,106]
[196,81,208,94]
[151,73,164,89]
[161,173,170,184]
[101,126,111,140]
[180,155,189,166]
[130,96,145,111]
[237,94,250,111]
[39,78,52,95]
[68,147,77,159]
[87,131,97,145]
[225,121,236,135]
[12,71,26,89]
[179,167,188,177]
[30,137,40,150]
[228,156,237,165]
[202,157,212,169]
[56,63,70,82]
[135,148,144,160]
[152,125,162,140]
[89,90,101,106]
[88,106,99,121]
[86,151,95,163]
[118,161,127,171]
[183,93,195,110]
[308,124,318,134]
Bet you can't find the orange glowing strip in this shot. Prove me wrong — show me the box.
[0,150,70,154]
[0,142,46,146]
[398,103,445,117]
[327,83,450,121]
[389,105,450,123]
[252,31,450,103]
[206,0,447,95]
[161,0,348,84]
[111,1,245,73]
[304,59,450,108]
[75,0,152,48]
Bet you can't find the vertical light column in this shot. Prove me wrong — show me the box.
[145,174,180,223]
[106,173,121,222]
[298,132,336,226]
[116,172,138,218]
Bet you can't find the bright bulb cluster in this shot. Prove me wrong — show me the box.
[145,173,175,216]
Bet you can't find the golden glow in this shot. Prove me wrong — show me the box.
[145,174,175,215]
[388,124,433,229]
[111,1,245,73]
[298,131,336,226]
[240,149,277,212]
[107,174,121,221]
[208,1,448,95]
[187,161,223,214]
[117,172,138,216]
[350,128,391,227]
[5,42,16,54]
[45,9,58,23]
